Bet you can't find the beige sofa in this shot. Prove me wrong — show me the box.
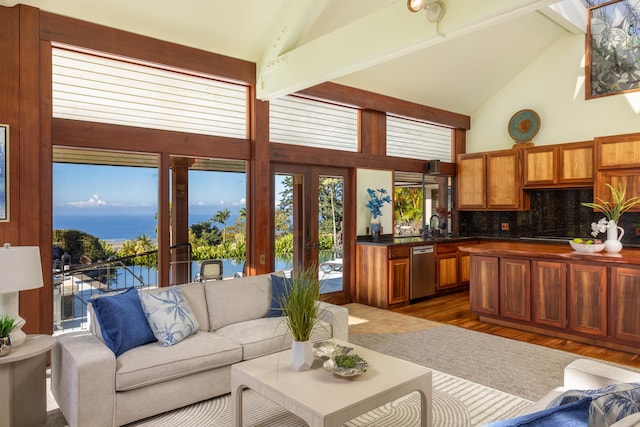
[499,359,640,427]
[50,273,349,427]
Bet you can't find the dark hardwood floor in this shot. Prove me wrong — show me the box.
[391,290,640,370]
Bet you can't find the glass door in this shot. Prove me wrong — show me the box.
[273,165,349,303]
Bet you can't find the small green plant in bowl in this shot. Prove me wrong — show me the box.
[0,314,17,338]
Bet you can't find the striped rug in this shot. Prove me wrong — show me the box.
[123,369,532,427]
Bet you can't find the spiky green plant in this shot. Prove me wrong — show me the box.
[581,183,640,223]
[0,314,17,338]
[276,266,322,342]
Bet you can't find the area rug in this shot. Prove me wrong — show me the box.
[118,369,531,427]
[349,326,579,402]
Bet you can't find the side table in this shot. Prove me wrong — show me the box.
[0,334,56,427]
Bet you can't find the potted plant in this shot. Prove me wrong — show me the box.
[275,266,323,370]
[0,314,18,357]
[365,188,391,240]
[582,183,640,253]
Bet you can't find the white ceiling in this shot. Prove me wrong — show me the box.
[1,0,587,116]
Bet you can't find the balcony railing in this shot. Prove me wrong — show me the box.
[53,243,192,334]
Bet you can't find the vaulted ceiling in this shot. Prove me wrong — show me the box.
[1,0,587,115]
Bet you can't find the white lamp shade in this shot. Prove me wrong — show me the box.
[0,244,44,292]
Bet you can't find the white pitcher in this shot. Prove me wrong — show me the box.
[605,220,624,253]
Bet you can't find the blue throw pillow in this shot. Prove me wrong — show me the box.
[267,274,290,317]
[90,287,157,357]
[484,398,591,427]
[138,287,199,346]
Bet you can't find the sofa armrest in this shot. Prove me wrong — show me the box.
[564,359,640,390]
[318,301,349,342]
[50,331,117,427]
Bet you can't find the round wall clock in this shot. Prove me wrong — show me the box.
[508,109,540,143]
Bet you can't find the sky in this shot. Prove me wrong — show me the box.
[53,163,247,217]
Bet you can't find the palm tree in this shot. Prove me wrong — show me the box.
[213,208,231,241]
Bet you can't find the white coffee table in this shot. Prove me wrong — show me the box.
[231,339,432,427]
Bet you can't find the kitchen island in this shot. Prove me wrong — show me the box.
[460,241,640,353]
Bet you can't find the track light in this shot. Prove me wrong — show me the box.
[407,0,446,23]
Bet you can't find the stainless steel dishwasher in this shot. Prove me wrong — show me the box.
[410,245,436,300]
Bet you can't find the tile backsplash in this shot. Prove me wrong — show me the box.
[458,189,640,245]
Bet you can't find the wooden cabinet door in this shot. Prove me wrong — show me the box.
[568,263,607,336]
[558,141,593,185]
[388,258,410,306]
[532,260,567,328]
[523,146,556,187]
[594,169,640,213]
[459,251,471,284]
[500,258,531,321]
[597,135,640,169]
[469,255,499,316]
[437,253,458,290]
[486,150,524,209]
[457,153,486,209]
[611,266,640,344]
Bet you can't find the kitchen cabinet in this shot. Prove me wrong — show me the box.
[532,260,567,329]
[469,255,499,316]
[457,153,485,209]
[355,244,409,309]
[388,257,410,305]
[464,242,640,353]
[610,266,640,344]
[594,133,640,212]
[457,150,527,210]
[435,240,478,291]
[568,263,607,337]
[523,141,593,188]
[500,258,530,321]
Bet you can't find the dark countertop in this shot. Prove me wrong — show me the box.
[355,235,479,247]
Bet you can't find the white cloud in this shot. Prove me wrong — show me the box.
[66,194,107,208]
[232,198,246,207]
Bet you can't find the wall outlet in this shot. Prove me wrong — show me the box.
[501,222,510,231]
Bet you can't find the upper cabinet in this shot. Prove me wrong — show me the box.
[522,141,593,188]
[457,149,528,211]
[594,133,640,212]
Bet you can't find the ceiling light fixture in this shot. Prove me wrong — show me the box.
[407,0,446,23]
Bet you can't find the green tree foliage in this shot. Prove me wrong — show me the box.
[53,229,114,264]
[189,220,222,246]
[213,208,231,241]
[394,187,423,225]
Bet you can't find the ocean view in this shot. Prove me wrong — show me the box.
[53,213,240,242]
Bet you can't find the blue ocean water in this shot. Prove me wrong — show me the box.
[53,213,235,241]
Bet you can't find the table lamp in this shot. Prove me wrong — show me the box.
[0,243,44,347]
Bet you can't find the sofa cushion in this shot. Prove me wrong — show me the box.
[205,273,278,330]
[142,282,209,332]
[214,317,332,360]
[90,288,157,357]
[138,287,199,346]
[548,382,640,427]
[115,332,242,391]
[484,397,591,426]
[267,274,290,317]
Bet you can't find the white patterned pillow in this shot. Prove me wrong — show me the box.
[138,287,199,346]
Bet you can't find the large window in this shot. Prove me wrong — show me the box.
[52,46,249,138]
[387,115,452,161]
[269,95,359,152]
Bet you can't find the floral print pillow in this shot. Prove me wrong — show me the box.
[139,287,199,346]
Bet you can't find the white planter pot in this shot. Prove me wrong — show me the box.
[291,340,314,371]
[605,220,624,254]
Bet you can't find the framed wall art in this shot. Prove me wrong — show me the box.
[586,0,640,99]
[0,124,8,222]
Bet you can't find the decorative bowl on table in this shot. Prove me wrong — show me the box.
[323,353,368,377]
[569,239,605,253]
[313,340,353,359]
